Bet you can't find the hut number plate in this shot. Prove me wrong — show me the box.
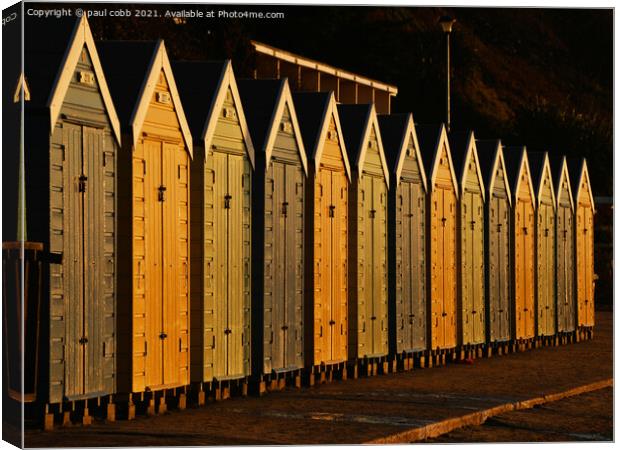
[79,71,95,86]
[156,92,172,104]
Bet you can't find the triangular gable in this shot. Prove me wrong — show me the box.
[575,159,596,212]
[47,16,121,143]
[354,105,390,188]
[555,157,575,210]
[202,60,255,168]
[262,80,308,176]
[458,131,486,202]
[130,40,193,158]
[534,153,556,209]
[482,140,512,206]
[13,73,31,103]
[494,144,513,206]
[393,114,427,192]
[514,149,536,208]
[428,125,459,198]
[313,93,352,182]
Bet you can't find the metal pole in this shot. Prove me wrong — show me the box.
[446,31,451,132]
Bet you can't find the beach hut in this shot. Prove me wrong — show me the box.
[549,155,575,335]
[504,146,536,346]
[476,140,512,350]
[237,78,307,392]
[98,40,192,414]
[293,91,351,384]
[529,152,557,340]
[338,104,390,376]
[449,131,486,354]
[173,61,255,401]
[24,16,121,425]
[417,124,458,363]
[378,113,427,370]
[568,158,596,335]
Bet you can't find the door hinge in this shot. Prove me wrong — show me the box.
[79,336,88,345]
[78,174,88,193]
[224,194,232,209]
[270,331,274,344]
[319,325,323,337]
[281,201,289,217]
[212,335,216,349]
[144,341,148,355]
[328,205,335,218]
[158,185,167,202]
[159,332,168,340]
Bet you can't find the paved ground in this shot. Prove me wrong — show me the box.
[426,387,613,442]
[11,311,613,447]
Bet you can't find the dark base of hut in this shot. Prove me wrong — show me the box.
[346,355,391,379]
[577,326,595,342]
[425,348,457,368]
[252,369,303,396]
[391,350,427,372]
[40,394,119,431]
[456,343,486,362]
[304,362,347,387]
[487,340,513,357]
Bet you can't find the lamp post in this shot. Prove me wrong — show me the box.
[439,15,456,132]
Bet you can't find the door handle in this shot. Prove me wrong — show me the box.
[281,325,288,331]
[212,335,215,349]
[224,194,232,209]
[224,328,232,335]
[369,209,376,219]
[441,312,447,317]
[320,325,323,337]
[281,202,289,217]
[158,185,167,202]
[159,332,167,339]
[78,174,88,193]
[79,336,88,345]
[329,205,335,218]
[329,320,335,325]
[144,341,148,356]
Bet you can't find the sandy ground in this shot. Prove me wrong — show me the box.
[7,311,612,447]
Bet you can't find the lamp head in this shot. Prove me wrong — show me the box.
[439,16,456,33]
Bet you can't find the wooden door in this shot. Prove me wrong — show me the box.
[461,192,474,344]
[524,203,535,337]
[471,193,485,343]
[63,123,106,399]
[576,202,594,326]
[331,171,348,362]
[442,188,457,348]
[212,152,228,379]
[161,142,180,386]
[395,181,411,351]
[313,170,330,365]
[498,197,511,340]
[537,204,556,336]
[411,183,426,351]
[557,206,575,331]
[287,165,304,369]
[143,139,163,389]
[227,154,245,378]
[373,177,388,356]
[359,175,373,357]
[584,206,594,326]
[429,189,444,349]
[268,162,286,370]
